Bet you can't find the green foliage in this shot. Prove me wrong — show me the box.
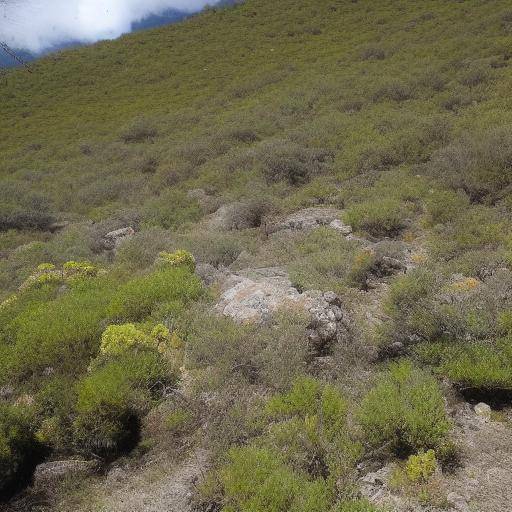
[358,361,451,455]
[157,249,196,272]
[334,501,381,512]
[426,127,512,202]
[257,140,333,185]
[74,350,173,454]
[100,323,150,356]
[405,450,437,483]
[344,198,407,238]
[416,337,512,390]
[0,405,40,495]
[108,266,202,321]
[3,276,114,380]
[220,446,333,512]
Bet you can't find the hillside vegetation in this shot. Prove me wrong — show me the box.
[1,1,512,510]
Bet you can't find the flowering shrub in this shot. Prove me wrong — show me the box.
[405,450,437,482]
[157,250,196,272]
[100,324,150,356]
[100,322,181,357]
[62,260,98,279]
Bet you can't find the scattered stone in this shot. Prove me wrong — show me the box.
[447,492,470,512]
[329,218,352,235]
[474,402,491,421]
[187,188,219,214]
[48,221,69,233]
[33,459,99,486]
[269,207,349,234]
[204,203,243,231]
[103,226,135,250]
[195,263,230,286]
[215,267,351,354]
[0,385,14,400]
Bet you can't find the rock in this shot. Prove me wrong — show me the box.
[329,218,352,235]
[447,492,470,512]
[106,465,128,484]
[269,207,350,234]
[0,385,14,400]
[215,268,351,354]
[359,464,395,502]
[33,459,99,486]
[103,226,135,250]
[474,402,492,421]
[48,221,69,233]
[204,203,242,231]
[196,263,230,286]
[187,188,219,214]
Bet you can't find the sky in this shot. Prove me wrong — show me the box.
[0,0,219,53]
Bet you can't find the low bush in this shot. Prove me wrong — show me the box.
[186,311,309,391]
[425,127,512,203]
[405,450,437,483]
[373,81,414,102]
[142,189,202,229]
[257,140,334,185]
[73,350,173,455]
[220,445,333,512]
[423,189,470,226]
[5,276,114,380]
[120,117,158,143]
[383,268,512,346]
[344,198,407,238]
[0,405,41,497]
[358,361,451,456]
[108,266,202,322]
[416,337,512,391]
[156,249,196,272]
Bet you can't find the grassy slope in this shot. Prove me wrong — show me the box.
[2,1,512,510]
[1,0,511,216]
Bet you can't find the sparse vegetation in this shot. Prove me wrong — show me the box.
[2,0,512,509]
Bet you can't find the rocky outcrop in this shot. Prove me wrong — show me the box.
[268,207,352,235]
[215,267,351,355]
[102,226,135,250]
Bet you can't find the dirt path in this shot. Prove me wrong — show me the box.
[79,448,209,512]
[444,405,512,512]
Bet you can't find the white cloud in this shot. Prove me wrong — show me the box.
[0,0,218,52]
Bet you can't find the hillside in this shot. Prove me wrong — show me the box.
[1,1,512,511]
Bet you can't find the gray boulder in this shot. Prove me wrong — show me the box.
[103,226,135,250]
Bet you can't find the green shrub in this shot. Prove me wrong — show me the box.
[156,249,196,272]
[5,276,114,380]
[425,127,512,202]
[0,405,41,496]
[73,350,173,454]
[334,500,381,512]
[263,377,357,479]
[142,189,201,229]
[108,266,202,322]
[358,361,451,455]
[100,323,150,356]
[416,338,512,390]
[220,445,333,512]
[405,449,437,483]
[423,189,470,226]
[344,198,407,238]
[258,140,334,185]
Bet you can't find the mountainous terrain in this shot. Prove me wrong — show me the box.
[1,1,512,511]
